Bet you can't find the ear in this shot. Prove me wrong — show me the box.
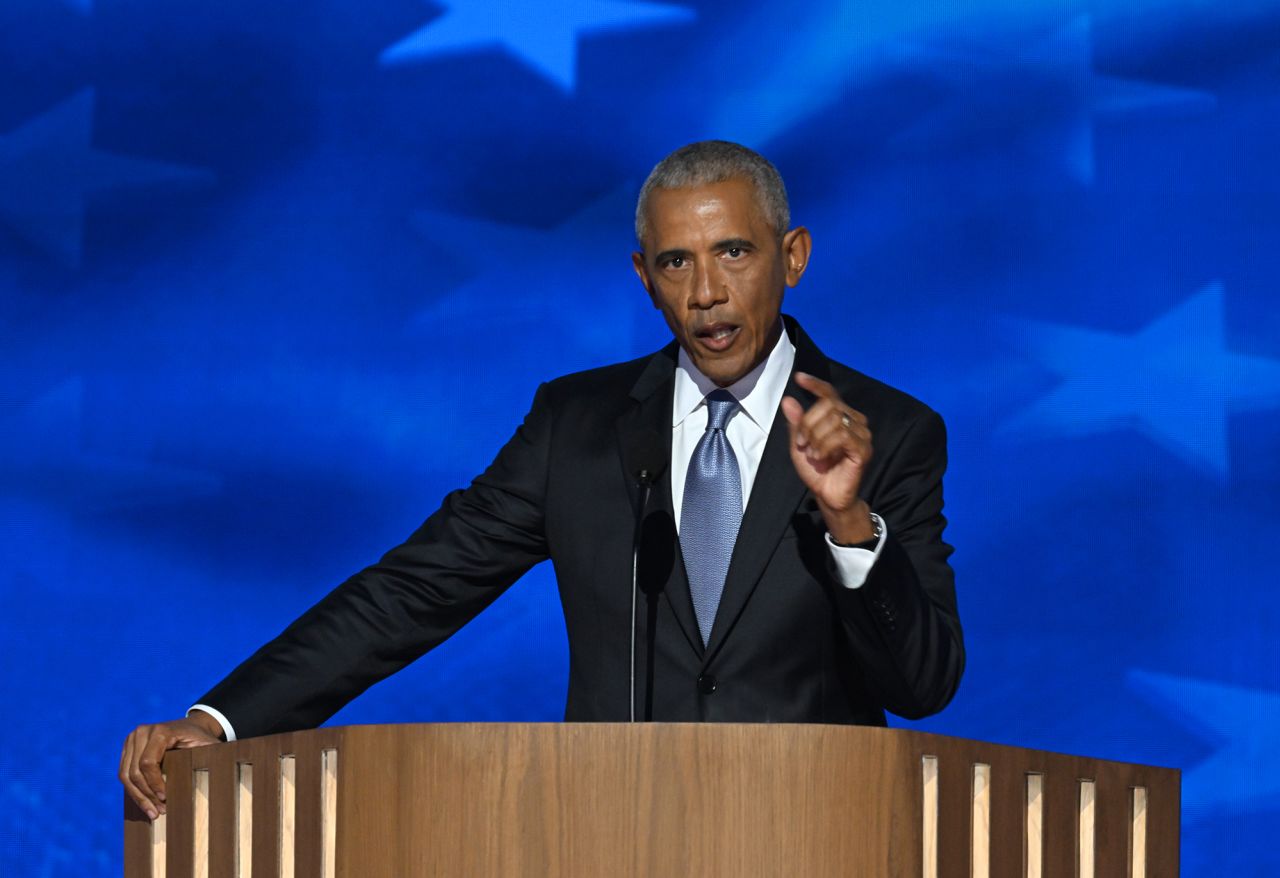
[781,226,812,288]
[632,250,658,306]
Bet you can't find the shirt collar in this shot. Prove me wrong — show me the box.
[672,321,796,435]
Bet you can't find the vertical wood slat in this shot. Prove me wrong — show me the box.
[293,740,323,878]
[206,747,237,878]
[193,770,210,878]
[972,764,991,878]
[1026,774,1044,878]
[236,764,253,878]
[248,743,280,878]
[124,797,154,878]
[1144,769,1180,877]
[1078,781,1096,878]
[922,755,939,878]
[987,752,1023,878]
[153,813,167,878]
[321,749,338,878]
[1043,768,1078,877]
[1129,788,1147,878]
[1092,777,1127,878]
[938,752,972,878]
[165,758,194,878]
[279,755,297,878]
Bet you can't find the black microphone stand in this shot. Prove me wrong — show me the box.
[630,468,654,722]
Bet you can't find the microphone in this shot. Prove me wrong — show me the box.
[630,466,656,723]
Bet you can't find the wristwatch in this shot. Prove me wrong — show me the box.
[830,512,884,550]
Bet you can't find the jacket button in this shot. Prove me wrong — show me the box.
[697,674,717,695]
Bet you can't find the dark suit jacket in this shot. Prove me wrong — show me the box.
[201,317,964,737]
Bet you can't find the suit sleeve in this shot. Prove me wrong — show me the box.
[829,408,964,719]
[197,383,556,739]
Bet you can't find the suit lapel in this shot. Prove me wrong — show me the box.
[702,318,832,663]
[615,344,704,657]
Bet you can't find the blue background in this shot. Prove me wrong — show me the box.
[2,0,1278,873]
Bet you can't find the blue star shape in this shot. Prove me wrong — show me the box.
[1,378,222,511]
[0,90,214,268]
[380,0,696,92]
[1038,16,1215,183]
[701,3,923,147]
[892,15,1215,183]
[1129,669,1280,813]
[1000,283,1280,478]
[408,186,647,359]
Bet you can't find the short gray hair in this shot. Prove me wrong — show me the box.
[634,140,790,244]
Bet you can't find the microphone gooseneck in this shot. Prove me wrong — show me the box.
[630,467,655,723]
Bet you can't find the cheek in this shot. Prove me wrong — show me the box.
[654,298,688,333]
[737,279,780,327]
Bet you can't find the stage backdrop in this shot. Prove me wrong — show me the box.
[2,0,1278,873]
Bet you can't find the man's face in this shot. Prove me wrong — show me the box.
[632,177,811,387]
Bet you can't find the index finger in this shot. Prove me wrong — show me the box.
[120,734,158,820]
[137,731,172,811]
[794,371,841,403]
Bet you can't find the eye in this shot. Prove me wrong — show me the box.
[665,256,685,269]
[726,247,743,258]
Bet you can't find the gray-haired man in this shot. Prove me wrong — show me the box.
[122,140,964,821]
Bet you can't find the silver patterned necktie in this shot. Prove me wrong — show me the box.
[680,389,743,646]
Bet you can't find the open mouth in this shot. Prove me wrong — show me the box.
[694,322,740,352]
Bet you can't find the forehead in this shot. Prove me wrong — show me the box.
[643,178,770,246]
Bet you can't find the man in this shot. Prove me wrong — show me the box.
[120,141,964,821]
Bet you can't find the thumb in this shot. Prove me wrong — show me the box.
[174,734,219,750]
[172,721,221,750]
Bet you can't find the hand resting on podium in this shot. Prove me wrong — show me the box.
[120,709,223,820]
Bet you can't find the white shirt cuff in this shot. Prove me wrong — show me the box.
[824,513,888,590]
[188,703,237,742]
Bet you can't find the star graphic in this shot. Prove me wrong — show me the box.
[999,283,1280,478]
[892,15,1215,183]
[701,1,921,147]
[1,378,222,511]
[0,90,214,268]
[408,186,648,359]
[1128,669,1280,813]
[1036,16,1215,183]
[380,0,696,92]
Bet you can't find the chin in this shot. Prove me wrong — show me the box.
[683,338,756,386]
[704,362,747,387]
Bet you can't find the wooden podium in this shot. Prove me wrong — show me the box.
[124,723,1179,877]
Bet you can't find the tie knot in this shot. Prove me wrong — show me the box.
[704,389,738,431]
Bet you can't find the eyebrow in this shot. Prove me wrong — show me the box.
[652,238,757,264]
[653,247,692,264]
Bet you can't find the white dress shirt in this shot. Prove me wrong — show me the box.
[193,326,888,742]
[670,324,886,589]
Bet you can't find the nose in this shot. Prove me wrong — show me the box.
[690,260,728,310]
